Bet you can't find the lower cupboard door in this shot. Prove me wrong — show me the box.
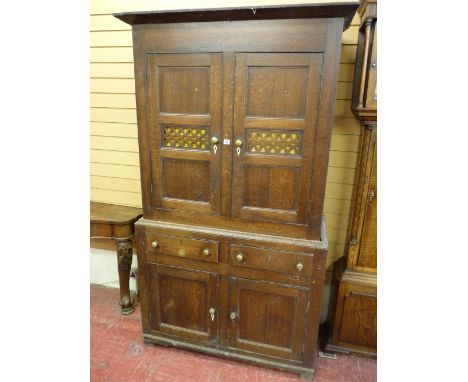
[228,277,309,361]
[147,264,219,344]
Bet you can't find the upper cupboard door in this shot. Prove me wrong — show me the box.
[232,53,323,225]
[146,53,222,215]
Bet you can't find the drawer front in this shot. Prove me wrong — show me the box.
[229,244,313,276]
[147,232,219,263]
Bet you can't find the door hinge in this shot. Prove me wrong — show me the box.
[150,183,153,193]
[368,189,375,203]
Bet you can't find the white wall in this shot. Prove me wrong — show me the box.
[90,248,138,292]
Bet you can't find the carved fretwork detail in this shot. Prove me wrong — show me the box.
[117,239,133,271]
[161,126,209,150]
[246,129,302,156]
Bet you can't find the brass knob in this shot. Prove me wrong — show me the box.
[235,139,243,147]
[151,240,159,249]
[236,253,245,262]
[296,261,304,272]
[202,248,211,256]
[211,136,219,144]
[230,311,237,320]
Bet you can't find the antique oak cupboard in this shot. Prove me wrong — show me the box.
[326,0,377,356]
[114,2,358,379]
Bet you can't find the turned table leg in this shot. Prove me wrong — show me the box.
[116,238,134,314]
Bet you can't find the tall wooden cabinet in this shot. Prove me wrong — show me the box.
[114,3,358,378]
[326,0,377,356]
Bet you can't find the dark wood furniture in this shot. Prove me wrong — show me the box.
[326,0,377,356]
[115,2,358,378]
[90,202,143,314]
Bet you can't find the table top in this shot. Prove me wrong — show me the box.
[91,202,143,225]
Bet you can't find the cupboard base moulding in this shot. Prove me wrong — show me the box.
[142,333,317,379]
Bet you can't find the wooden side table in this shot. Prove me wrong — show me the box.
[90,202,143,314]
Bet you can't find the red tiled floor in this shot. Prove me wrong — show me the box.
[91,285,376,382]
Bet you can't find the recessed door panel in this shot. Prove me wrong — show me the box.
[148,264,219,343]
[158,66,211,114]
[145,53,222,215]
[228,277,309,361]
[338,292,377,348]
[162,159,210,202]
[246,66,309,119]
[159,274,208,332]
[244,165,299,211]
[238,288,295,348]
[232,53,323,225]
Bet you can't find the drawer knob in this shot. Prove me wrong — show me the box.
[236,253,245,262]
[151,240,159,249]
[296,261,304,272]
[202,248,211,256]
[230,311,237,320]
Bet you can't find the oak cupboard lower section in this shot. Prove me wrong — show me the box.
[135,219,328,378]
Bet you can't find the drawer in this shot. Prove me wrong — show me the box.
[229,244,314,277]
[147,233,219,263]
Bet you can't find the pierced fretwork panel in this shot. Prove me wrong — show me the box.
[246,129,303,156]
[161,126,209,150]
